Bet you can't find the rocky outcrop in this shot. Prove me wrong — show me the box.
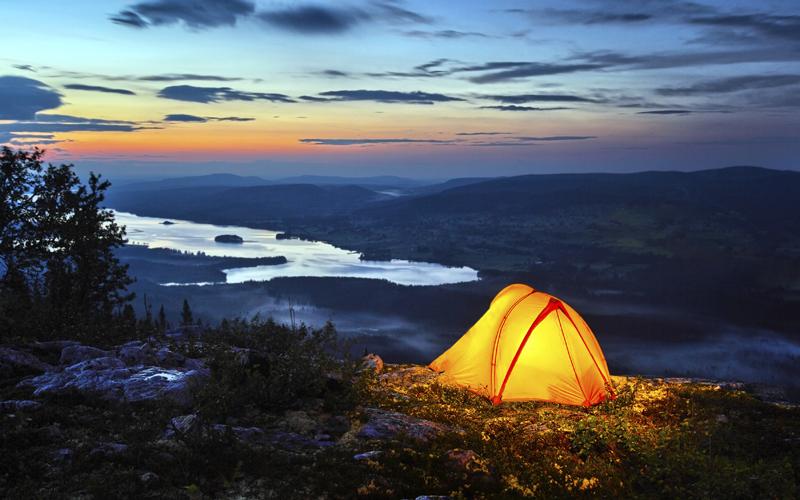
[0,347,53,377]
[59,345,109,366]
[358,407,463,443]
[17,342,207,406]
[0,399,42,412]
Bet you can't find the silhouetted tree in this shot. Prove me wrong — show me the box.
[157,304,168,331]
[0,147,133,340]
[181,299,194,326]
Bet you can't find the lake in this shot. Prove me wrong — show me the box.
[114,211,480,286]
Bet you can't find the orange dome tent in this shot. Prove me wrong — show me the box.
[430,284,615,407]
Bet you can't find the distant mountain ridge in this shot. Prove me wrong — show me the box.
[363,166,800,227]
[114,173,438,192]
[106,183,389,223]
[105,166,800,232]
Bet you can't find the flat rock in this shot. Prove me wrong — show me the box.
[117,341,155,366]
[353,450,382,461]
[0,399,42,412]
[164,414,201,438]
[358,408,462,443]
[59,345,109,366]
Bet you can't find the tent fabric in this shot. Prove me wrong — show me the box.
[429,284,614,407]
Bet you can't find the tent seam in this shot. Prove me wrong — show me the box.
[560,305,615,396]
[556,309,588,405]
[495,298,559,403]
[489,290,534,397]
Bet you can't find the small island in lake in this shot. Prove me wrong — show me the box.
[161,220,175,225]
[214,234,244,244]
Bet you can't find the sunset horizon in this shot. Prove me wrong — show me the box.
[3,0,798,178]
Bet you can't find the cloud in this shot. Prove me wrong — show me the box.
[513,136,596,141]
[163,114,255,122]
[656,74,800,96]
[113,0,430,33]
[512,8,654,25]
[157,85,294,103]
[313,89,463,104]
[366,58,456,78]
[469,135,596,146]
[371,1,432,24]
[456,62,606,84]
[163,114,207,122]
[33,114,136,124]
[259,5,370,34]
[482,93,599,103]
[455,131,511,136]
[12,64,36,72]
[17,65,246,83]
[359,42,800,85]
[689,13,800,42]
[299,95,333,102]
[479,105,572,111]
[0,132,68,147]
[300,137,455,146]
[8,137,69,146]
[111,0,255,29]
[0,76,63,120]
[318,69,351,78]
[575,48,800,71]
[637,109,692,115]
[0,114,145,135]
[258,1,431,34]
[469,141,539,147]
[402,29,488,39]
[504,2,711,27]
[64,83,136,95]
[138,73,243,82]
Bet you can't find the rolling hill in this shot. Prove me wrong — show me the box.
[107,183,391,223]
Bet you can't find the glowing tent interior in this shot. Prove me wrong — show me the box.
[429,284,615,407]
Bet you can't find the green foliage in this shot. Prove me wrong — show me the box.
[356,371,800,499]
[0,147,134,341]
[192,317,356,419]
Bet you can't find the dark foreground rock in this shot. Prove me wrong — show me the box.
[0,347,53,377]
[358,407,463,442]
[15,341,207,406]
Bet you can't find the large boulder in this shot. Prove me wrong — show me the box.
[117,341,156,366]
[59,345,110,366]
[18,356,208,406]
[358,408,463,443]
[0,347,52,377]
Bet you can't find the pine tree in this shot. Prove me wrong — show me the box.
[181,299,193,326]
[157,304,167,331]
[1,147,134,340]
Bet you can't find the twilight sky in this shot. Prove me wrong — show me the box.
[1,0,799,178]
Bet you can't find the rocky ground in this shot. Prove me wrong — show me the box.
[1,332,799,499]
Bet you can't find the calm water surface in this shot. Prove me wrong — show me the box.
[115,211,480,286]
